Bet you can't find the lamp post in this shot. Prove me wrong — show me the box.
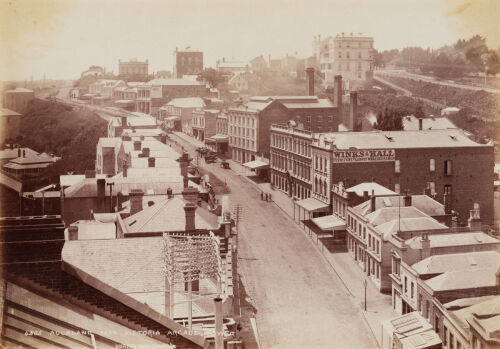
[364,278,368,311]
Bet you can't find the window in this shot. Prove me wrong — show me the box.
[444,160,453,175]
[450,333,454,349]
[429,182,436,195]
[444,184,452,195]
[430,158,435,172]
[404,277,408,292]
[395,160,400,173]
[394,183,400,194]
[410,282,414,298]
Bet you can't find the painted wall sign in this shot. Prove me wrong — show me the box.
[332,149,395,163]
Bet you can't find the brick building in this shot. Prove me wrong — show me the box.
[118,59,149,81]
[173,48,203,78]
[3,88,34,114]
[308,129,494,226]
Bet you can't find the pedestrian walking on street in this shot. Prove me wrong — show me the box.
[261,192,264,200]
[265,192,268,201]
[268,193,272,202]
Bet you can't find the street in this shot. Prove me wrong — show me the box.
[171,133,378,349]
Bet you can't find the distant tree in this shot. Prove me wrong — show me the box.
[374,107,404,131]
[460,35,489,72]
[485,50,500,76]
[197,68,226,88]
[432,52,453,78]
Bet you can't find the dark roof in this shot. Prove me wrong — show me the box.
[0,216,204,348]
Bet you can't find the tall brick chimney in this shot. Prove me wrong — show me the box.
[420,233,431,260]
[349,91,358,131]
[418,118,423,131]
[123,163,128,177]
[306,67,315,96]
[97,178,106,198]
[129,189,144,215]
[182,186,199,205]
[177,152,190,177]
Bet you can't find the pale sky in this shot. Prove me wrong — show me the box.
[1,0,499,81]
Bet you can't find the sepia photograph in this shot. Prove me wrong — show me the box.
[0,0,499,348]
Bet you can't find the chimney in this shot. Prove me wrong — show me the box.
[123,163,128,177]
[121,116,127,127]
[22,149,26,158]
[403,193,412,207]
[143,147,150,158]
[370,189,376,212]
[129,189,144,215]
[182,186,199,204]
[306,67,315,96]
[183,176,189,188]
[148,157,155,167]
[334,75,343,127]
[184,203,197,231]
[468,203,481,231]
[420,233,431,260]
[97,178,106,198]
[363,190,369,201]
[443,193,452,214]
[418,118,423,131]
[177,152,190,177]
[167,187,173,199]
[424,187,431,197]
[68,225,78,240]
[17,148,21,157]
[349,91,358,131]
[133,141,141,151]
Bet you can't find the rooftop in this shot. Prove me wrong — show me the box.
[345,182,396,197]
[123,196,219,234]
[165,97,205,108]
[406,232,500,249]
[376,216,448,240]
[352,195,446,217]
[0,108,22,117]
[5,87,33,93]
[412,251,500,275]
[315,129,485,150]
[425,267,498,291]
[402,115,457,131]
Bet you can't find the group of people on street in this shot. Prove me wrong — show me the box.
[260,191,272,202]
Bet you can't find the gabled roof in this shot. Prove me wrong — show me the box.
[0,148,38,160]
[364,206,429,226]
[412,251,500,275]
[352,195,446,217]
[123,196,219,234]
[345,182,396,197]
[376,217,448,240]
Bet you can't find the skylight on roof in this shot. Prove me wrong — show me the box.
[383,198,392,207]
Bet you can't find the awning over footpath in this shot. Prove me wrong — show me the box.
[205,135,229,143]
[311,214,346,231]
[295,197,329,212]
[243,160,269,170]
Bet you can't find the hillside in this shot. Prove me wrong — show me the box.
[17,99,107,188]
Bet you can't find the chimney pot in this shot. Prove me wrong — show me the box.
[148,157,155,167]
[403,194,412,207]
[184,203,197,231]
[68,225,78,240]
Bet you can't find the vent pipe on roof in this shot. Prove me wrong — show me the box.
[418,118,423,131]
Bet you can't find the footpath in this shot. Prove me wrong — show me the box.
[172,131,396,347]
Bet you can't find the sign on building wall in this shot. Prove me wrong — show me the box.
[332,149,395,163]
